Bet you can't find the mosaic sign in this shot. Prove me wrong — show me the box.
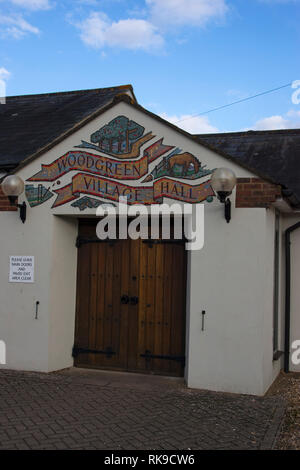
[71,197,116,211]
[77,116,153,159]
[25,184,53,207]
[28,139,174,182]
[51,173,214,208]
[25,115,214,209]
[143,148,212,182]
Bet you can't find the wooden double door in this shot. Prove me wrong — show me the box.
[74,219,187,377]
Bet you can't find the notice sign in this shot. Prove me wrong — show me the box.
[9,256,34,283]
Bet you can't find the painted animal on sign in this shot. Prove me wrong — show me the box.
[168,152,200,176]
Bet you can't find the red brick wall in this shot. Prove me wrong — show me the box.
[236,178,281,208]
[0,188,17,211]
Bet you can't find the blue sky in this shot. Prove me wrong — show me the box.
[0,0,299,133]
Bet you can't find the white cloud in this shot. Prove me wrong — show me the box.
[253,115,289,130]
[0,14,39,38]
[147,0,228,27]
[9,0,51,10]
[160,112,219,134]
[73,1,229,52]
[0,67,11,80]
[77,12,164,50]
[286,109,300,119]
[252,111,300,130]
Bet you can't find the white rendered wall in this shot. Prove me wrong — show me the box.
[187,206,281,395]
[0,206,52,371]
[0,209,78,371]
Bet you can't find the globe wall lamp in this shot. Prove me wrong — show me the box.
[211,168,237,223]
[1,175,26,223]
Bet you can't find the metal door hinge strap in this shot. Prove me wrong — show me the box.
[76,236,117,248]
[142,239,185,247]
[72,345,116,358]
[140,350,185,364]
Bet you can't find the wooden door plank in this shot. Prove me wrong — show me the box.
[137,238,148,370]
[100,242,116,368]
[119,239,130,369]
[143,242,156,372]
[152,242,165,372]
[88,243,99,368]
[95,241,107,355]
[127,238,140,370]
[110,240,123,367]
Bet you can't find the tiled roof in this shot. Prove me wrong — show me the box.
[0,85,135,168]
[196,129,300,205]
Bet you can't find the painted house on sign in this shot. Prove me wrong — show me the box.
[0,85,299,395]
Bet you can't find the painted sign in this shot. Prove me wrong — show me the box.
[25,115,214,209]
[9,256,34,283]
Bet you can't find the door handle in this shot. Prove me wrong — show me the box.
[130,296,139,305]
[121,294,129,304]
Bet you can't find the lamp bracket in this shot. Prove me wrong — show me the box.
[217,191,231,203]
[8,197,27,223]
[224,198,231,223]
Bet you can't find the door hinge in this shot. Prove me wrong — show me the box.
[76,236,117,248]
[140,350,185,365]
[72,345,116,358]
[142,239,185,248]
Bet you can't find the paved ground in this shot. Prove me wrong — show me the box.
[0,368,285,450]
[267,371,300,450]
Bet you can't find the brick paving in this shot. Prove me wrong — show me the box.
[0,369,285,450]
[267,371,300,449]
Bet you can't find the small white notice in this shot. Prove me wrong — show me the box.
[9,256,34,283]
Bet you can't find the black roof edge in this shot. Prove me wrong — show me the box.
[282,188,300,209]
[197,129,300,137]
[0,163,17,170]
[4,84,137,102]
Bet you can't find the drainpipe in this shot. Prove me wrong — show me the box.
[284,221,300,372]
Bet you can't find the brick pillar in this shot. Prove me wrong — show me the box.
[0,188,18,211]
[235,178,281,208]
